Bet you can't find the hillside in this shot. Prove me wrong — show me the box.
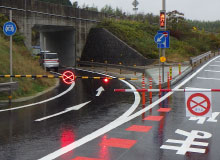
[97,19,220,62]
[0,15,56,100]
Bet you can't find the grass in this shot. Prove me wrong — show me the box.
[97,19,220,63]
[0,35,56,100]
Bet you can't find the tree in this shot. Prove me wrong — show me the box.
[72,1,78,8]
[101,5,114,15]
[39,0,72,6]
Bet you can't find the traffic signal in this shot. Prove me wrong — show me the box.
[160,10,166,29]
[103,77,109,83]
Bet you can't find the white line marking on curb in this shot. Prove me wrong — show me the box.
[0,82,75,112]
[197,77,220,81]
[39,57,219,160]
[35,101,91,122]
[204,70,220,72]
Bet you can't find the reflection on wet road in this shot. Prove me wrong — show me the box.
[0,69,139,160]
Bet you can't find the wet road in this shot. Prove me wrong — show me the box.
[0,68,139,160]
[2,55,220,160]
[38,56,220,160]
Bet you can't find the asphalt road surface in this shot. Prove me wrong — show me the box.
[1,56,220,160]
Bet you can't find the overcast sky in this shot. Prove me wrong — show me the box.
[70,0,220,21]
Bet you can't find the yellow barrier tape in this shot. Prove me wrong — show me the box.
[15,75,21,78]
[82,76,89,79]
[36,75,43,78]
[93,77,101,79]
[26,75,32,78]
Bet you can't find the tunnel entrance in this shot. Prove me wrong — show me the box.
[33,25,76,67]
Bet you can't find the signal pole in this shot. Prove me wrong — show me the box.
[161,0,166,82]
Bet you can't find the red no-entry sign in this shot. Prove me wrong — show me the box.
[62,71,75,85]
[185,91,212,117]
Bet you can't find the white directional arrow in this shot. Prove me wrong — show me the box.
[157,34,165,42]
[96,86,105,96]
[35,101,91,122]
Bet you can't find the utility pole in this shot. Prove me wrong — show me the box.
[9,10,13,104]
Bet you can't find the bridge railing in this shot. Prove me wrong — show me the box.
[190,51,220,68]
[77,61,145,74]
[0,82,18,92]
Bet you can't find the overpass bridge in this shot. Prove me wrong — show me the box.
[0,0,106,66]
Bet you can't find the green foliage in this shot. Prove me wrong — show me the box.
[39,0,72,6]
[98,19,220,62]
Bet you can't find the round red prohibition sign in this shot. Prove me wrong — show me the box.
[62,71,75,85]
[187,93,211,116]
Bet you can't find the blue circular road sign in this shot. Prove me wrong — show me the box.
[154,33,166,44]
[3,21,17,36]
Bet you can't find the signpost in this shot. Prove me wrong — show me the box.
[3,10,17,104]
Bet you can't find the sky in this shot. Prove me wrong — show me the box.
[70,0,220,21]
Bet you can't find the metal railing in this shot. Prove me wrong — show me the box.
[190,51,220,68]
[0,82,18,92]
[77,61,145,74]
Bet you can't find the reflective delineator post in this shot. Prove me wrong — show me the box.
[119,62,122,74]
[179,63,181,75]
[169,66,172,80]
[142,74,146,108]
[159,75,162,96]
[167,72,170,89]
[149,77,153,104]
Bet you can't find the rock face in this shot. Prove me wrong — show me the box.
[81,28,154,66]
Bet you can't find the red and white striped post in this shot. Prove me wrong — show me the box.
[142,74,146,108]
[167,72,170,89]
[149,78,153,104]
[159,75,162,96]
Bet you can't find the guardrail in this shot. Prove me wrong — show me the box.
[190,51,220,68]
[0,82,18,92]
[77,61,145,74]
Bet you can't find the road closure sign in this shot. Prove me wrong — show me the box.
[185,91,212,117]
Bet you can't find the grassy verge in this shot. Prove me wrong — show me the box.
[97,19,220,63]
[0,35,56,100]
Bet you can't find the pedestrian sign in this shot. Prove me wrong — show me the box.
[185,91,212,117]
[3,21,17,36]
[155,31,170,48]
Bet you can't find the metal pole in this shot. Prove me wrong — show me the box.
[162,0,166,83]
[9,10,13,104]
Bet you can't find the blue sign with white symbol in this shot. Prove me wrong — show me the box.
[3,21,17,36]
[154,33,166,44]
[154,31,170,48]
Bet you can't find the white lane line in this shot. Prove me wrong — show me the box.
[35,101,91,122]
[197,77,220,81]
[0,82,75,112]
[210,65,220,67]
[40,56,219,160]
[204,70,220,73]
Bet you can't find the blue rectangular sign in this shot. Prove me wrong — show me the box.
[157,31,170,48]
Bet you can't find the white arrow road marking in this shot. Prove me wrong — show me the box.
[35,101,91,122]
[96,86,104,96]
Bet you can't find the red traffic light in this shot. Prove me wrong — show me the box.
[62,71,75,85]
[160,10,166,29]
[103,77,109,83]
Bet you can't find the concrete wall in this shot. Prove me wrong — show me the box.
[81,28,154,66]
[0,0,105,66]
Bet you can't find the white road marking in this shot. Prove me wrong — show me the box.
[197,77,220,81]
[204,70,220,72]
[209,65,220,67]
[35,101,91,122]
[189,112,220,124]
[96,86,104,96]
[160,129,212,155]
[0,82,75,112]
[39,57,220,160]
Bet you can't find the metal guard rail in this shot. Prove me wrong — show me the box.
[0,82,18,92]
[77,61,145,73]
[190,51,212,66]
